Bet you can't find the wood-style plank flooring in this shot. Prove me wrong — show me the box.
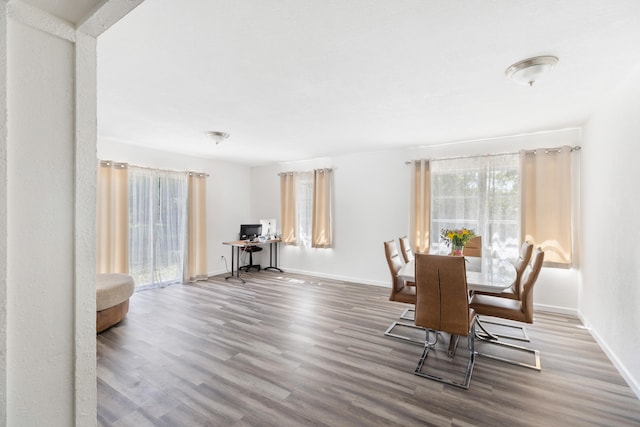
[97,271,640,426]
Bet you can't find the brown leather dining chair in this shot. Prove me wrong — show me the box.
[473,241,534,341]
[476,241,533,300]
[414,253,477,389]
[469,247,544,370]
[383,240,423,344]
[398,235,414,264]
[463,235,482,257]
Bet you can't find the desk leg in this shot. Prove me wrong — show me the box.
[264,241,283,272]
[225,246,245,283]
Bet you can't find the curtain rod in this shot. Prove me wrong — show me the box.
[404,145,581,164]
[278,168,333,176]
[99,160,209,177]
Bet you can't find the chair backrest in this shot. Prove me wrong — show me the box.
[519,248,545,323]
[384,240,404,295]
[464,236,482,257]
[415,254,473,336]
[513,241,534,293]
[398,236,414,263]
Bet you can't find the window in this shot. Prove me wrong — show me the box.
[295,171,314,247]
[429,154,520,259]
[280,169,333,248]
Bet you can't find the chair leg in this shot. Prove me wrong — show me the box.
[414,323,476,390]
[413,330,476,390]
[384,321,426,345]
[400,307,414,321]
[240,249,261,272]
[475,330,541,371]
[476,316,530,342]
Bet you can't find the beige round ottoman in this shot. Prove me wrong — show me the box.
[96,273,135,333]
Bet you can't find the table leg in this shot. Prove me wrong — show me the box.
[264,241,283,272]
[225,245,245,283]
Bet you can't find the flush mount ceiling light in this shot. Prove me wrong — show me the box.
[206,131,229,144]
[505,55,559,86]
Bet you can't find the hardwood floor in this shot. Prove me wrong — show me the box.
[97,271,640,426]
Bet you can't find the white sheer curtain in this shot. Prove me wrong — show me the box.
[429,154,520,259]
[295,171,314,248]
[128,168,154,286]
[128,167,188,289]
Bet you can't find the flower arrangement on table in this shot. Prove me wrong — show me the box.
[440,228,476,256]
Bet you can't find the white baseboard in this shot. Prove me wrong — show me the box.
[280,267,389,288]
[207,268,228,277]
[533,303,577,317]
[206,267,390,288]
[577,312,640,400]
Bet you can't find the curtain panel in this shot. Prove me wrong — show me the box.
[410,160,430,254]
[521,146,575,267]
[186,172,208,282]
[280,172,297,244]
[312,168,332,248]
[96,161,129,274]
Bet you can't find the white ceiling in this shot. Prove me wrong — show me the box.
[96,0,640,166]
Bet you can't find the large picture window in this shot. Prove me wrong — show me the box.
[429,154,521,260]
[411,146,577,267]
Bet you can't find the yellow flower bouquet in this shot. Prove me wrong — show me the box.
[440,228,476,256]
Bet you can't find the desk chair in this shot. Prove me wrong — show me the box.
[240,242,262,272]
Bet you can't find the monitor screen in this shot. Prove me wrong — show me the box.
[240,224,262,240]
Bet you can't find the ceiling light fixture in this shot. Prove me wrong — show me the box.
[505,55,559,86]
[206,131,229,144]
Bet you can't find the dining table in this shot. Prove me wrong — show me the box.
[397,256,517,293]
[397,255,517,355]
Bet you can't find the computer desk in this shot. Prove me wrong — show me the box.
[222,239,283,283]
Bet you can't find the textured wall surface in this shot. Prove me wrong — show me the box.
[7,15,75,425]
[581,64,640,398]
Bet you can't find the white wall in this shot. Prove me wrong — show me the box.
[580,65,640,397]
[4,11,76,426]
[252,151,410,285]
[2,2,145,424]
[251,129,581,314]
[98,140,252,276]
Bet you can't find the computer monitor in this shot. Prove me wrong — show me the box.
[260,218,276,238]
[240,224,262,240]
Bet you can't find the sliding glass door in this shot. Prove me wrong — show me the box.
[128,168,187,289]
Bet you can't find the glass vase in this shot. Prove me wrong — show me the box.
[450,244,464,256]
